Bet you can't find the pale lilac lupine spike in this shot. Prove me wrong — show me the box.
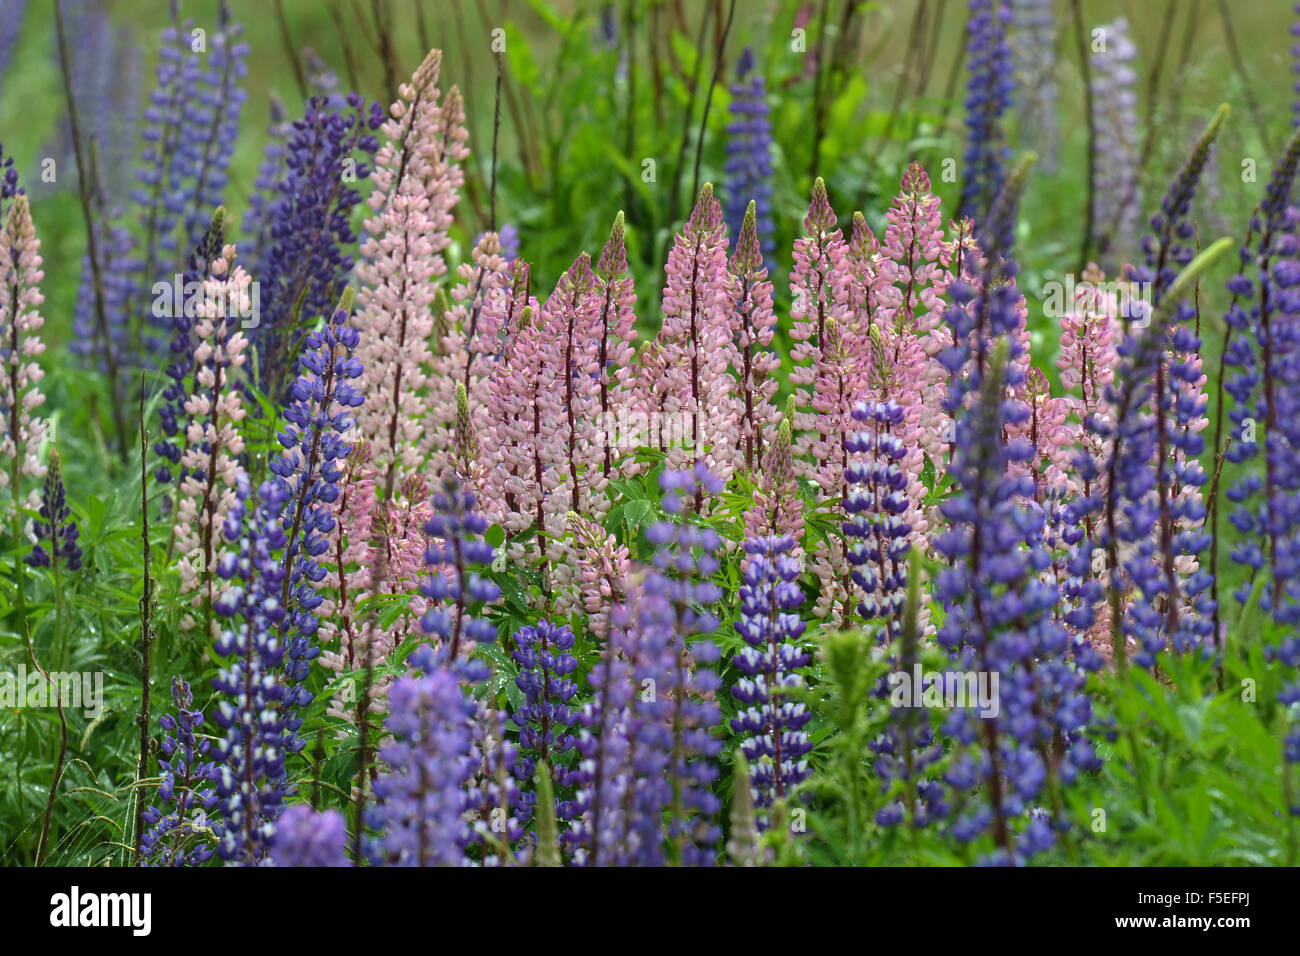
[354,49,458,499]
[789,177,851,479]
[0,193,47,514]
[730,201,779,474]
[174,244,250,638]
[654,183,740,498]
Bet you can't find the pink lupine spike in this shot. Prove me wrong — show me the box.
[654,183,740,498]
[319,443,431,726]
[809,316,867,500]
[789,177,850,478]
[0,193,48,514]
[354,48,460,500]
[453,381,482,488]
[429,230,510,479]
[482,293,545,532]
[1056,262,1121,503]
[1017,365,1073,494]
[596,212,638,478]
[536,252,604,526]
[882,162,950,340]
[743,416,804,553]
[174,243,250,638]
[566,510,632,643]
[730,200,779,474]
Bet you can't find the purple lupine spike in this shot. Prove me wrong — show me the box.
[511,620,579,822]
[368,662,477,866]
[271,805,349,867]
[844,401,913,642]
[731,535,812,814]
[130,1,249,362]
[420,473,501,659]
[724,47,774,261]
[0,1,25,96]
[640,466,725,865]
[40,0,140,201]
[209,298,364,864]
[1223,128,1300,629]
[270,298,366,704]
[251,92,384,397]
[565,466,725,866]
[1085,110,1224,669]
[565,601,637,866]
[932,164,1099,864]
[139,676,218,866]
[26,450,81,572]
[1010,0,1058,173]
[210,472,293,865]
[465,701,527,865]
[959,0,1015,240]
[1090,18,1141,263]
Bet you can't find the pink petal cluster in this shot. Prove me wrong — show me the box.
[1056,262,1121,500]
[0,194,48,511]
[479,267,541,525]
[536,252,606,529]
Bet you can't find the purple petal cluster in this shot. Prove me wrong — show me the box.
[140,676,218,866]
[210,472,293,864]
[844,400,912,639]
[731,534,811,812]
[131,2,248,361]
[933,177,1098,863]
[1087,116,1221,667]
[271,805,349,867]
[511,620,578,818]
